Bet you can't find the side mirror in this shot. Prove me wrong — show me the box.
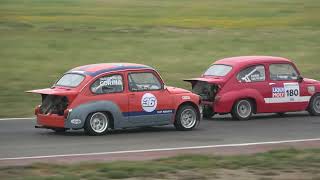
[297,75,304,83]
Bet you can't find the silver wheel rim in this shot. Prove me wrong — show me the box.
[90,112,108,133]
[180,108,197,129]
[313,96,320,113]
[237,100,252,118]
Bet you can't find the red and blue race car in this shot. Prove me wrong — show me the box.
[28,63,201,135]
[185,56,320,120]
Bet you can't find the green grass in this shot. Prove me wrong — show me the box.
[0,0,320,117]
[1,149,320,179]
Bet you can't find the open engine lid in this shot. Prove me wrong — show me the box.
[184,77,225,85]
[26,88,78,96]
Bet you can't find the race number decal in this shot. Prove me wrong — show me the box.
[141,93,157,112]
[284,83,300,100]
[265,82,310,104]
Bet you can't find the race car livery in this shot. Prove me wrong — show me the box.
[185,56,320,120]
[28,63,201,135]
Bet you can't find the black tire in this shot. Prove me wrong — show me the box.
[174,105,199,131]
[203,105,215,119]
[84,112,110,136]
[308,94,320,116]
[231,99,253,120]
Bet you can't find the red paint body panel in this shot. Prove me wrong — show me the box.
[187,56,320,115]
[37,114,65,128]
[28,63,200,129]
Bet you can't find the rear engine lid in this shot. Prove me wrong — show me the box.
[184,77,225,86]
[27,87,79,116]
[26,87,79,96]
[184,78,222,102]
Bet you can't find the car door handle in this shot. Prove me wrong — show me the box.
[269,83,276,86]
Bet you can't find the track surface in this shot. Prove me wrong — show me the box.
[0,112,320,161]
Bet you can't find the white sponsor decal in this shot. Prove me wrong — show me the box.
[157,110,173,114]
[182,96,190,100]
[71,119,82,125]
[272,87,285,98]
[100,76,122,86]
[264,96,311,104]
[308,86,316,95]
[284,83,300,99]
[141,93,157,112]
[264,83,309,104]
[241,66,265,83]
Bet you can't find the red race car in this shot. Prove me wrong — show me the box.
[28,63,201,135]
[185,56,320,120]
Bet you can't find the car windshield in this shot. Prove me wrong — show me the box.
[55,73,85,87]
[203,64,233,76]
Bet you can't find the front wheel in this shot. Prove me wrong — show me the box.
[84,112,110,136]
[174,105,199,131]
[308,94,320,116]
[231,99,253,120]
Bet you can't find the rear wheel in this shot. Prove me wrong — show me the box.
[231,99,253,120]
[308,94,320,116]
[174,105,199,131]
[84,112,110,136]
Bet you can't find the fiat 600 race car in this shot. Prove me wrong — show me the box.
[28,63,201,135]
[185,56,320,120]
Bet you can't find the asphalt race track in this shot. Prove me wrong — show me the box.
[0,112,320,164]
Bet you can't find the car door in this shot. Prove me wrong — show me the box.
[87,73,130,128]
[263,63,310,112]
[126,70,174,126]
[236,64,271,113]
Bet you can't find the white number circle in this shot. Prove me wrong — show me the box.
[141,93,157,112]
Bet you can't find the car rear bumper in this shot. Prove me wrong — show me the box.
[36,114,65,128]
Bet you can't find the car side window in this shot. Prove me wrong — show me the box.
[128,72,162,91]
[237,65,266,83]
[91,74,123,94]
[270,64,298,81]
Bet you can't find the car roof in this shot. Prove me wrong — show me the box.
[67,63,154,76]
[214,56,292,66]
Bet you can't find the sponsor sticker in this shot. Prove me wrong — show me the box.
[182,96,191,100]
[71,119,81,125]
[265,82,308,104]
[284,83,300,98]
[141,93,157,112]
[100,76,122,86]
[157,110,173,114]
[308,86,316,95]
[272,87,285,98]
